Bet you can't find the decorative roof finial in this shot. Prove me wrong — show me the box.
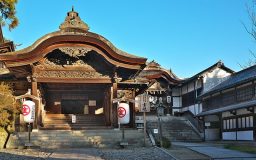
[59,7,89,32]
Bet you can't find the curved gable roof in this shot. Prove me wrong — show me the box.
[0,8,147,70]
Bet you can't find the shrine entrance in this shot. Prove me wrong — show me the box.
[61,100,87,114]
[42,83,112,126]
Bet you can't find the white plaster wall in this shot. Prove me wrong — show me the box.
[205,129,220,140]
[237,131,254,140]
[172,88,181,96]
[181,85,187,94]
[173,97,181,108]
[181,105,200,115]
[236,108,251,115]
[202,68,231,93]
[196,79,202,89]
[181,107,188,112]
[188,105,195,115]
[172,109,180,114]
[199,103,202,114]
[222,111,233,118]
[223,132,236,140]
[188,82,194,92]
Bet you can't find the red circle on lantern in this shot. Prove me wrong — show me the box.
[22,104,30,116]
[118,107,126,118]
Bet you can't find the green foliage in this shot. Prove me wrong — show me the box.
[0,82,20,128]
[161,137,171,148]
[0,0,19,30]
[225,144,256,154]
[155,136,171,148]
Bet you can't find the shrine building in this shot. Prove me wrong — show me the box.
[0,8,179,130]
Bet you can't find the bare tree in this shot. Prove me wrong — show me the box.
[240,1,256,68]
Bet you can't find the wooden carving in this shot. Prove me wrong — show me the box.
[33,70,109,79]
[117,90,133,99]
[59,47,91,58]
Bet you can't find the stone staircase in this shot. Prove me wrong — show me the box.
[7,129,152,149]
[42,114,108,130]
[146,116,203,142]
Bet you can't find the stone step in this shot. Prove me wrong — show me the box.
[43,114,106,130]
[8,129,151,149]
[146,116,202,142]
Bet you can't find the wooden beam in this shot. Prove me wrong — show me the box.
[36,78,112,83]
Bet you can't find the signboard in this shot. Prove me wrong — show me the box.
[167,96,172,104]
[139,102,150,112]
[89,100,96,106]
[205,122,211,127]
[117,103,130,124]
[153,129,159,134]
[22,100,35,123]
[72,114,76,123]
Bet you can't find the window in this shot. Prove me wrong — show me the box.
[236,115,253,129]
[249,116,253,127]
[242,117,246,128]
[236,85,253,102]
[182,91,195,107]
[223,120,226,129]
[238,118,241,128]
[226,119,230,129]
[223,118,236,130]
[222,90,236,106]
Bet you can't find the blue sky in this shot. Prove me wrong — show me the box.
[2,0,255,78]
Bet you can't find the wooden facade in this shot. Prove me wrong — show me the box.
[0,9,152,129]
[198,65,256,141]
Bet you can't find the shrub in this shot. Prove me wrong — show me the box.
[0,82,21,148]
[161,137,171,148]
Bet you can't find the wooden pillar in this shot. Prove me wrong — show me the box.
[219,113,223,140]
[254,112,256,141]
[31,79,39,129]
[131,89,136,128]
[105,85,111,126]
[112,80,118,128]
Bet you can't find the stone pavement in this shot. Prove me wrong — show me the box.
[0,147,175,160]
[166,146,210,160]
[173,142,256,160]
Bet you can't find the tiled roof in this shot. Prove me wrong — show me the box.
[200,65,256,97]
[196,99,256,116]
[181,61,234,84]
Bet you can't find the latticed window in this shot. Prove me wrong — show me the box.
[236,85,253,102]
[237,116,253,129]
[222,90,236,106]
[182,91,195,107]
[223,118,236,131]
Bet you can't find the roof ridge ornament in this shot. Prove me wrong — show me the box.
[59,7,89,32]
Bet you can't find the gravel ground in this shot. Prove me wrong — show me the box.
[101,147,175,160]
[0,147,175,160]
